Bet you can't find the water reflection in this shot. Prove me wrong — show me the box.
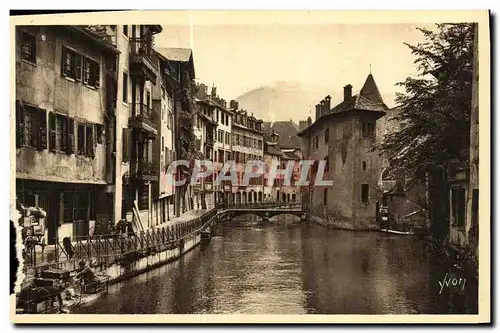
[74,218,477,314]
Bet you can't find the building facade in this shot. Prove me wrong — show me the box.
[229,101,265,205]
[15,25,120,242]
[298,74,387,229]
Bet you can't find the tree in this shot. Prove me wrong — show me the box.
[377,23,475,240]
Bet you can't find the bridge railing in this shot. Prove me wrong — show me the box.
[222,202,302,210]
[24,208,217,269]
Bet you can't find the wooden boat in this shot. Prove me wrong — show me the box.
[380,228,414,235]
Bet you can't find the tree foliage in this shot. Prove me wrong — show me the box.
[377,23,475,179]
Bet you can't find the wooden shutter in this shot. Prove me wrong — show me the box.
[94,62,100,87]
[38,109,47,150]
[61,47,66,76]
[67,118,74,154]
[122,128,129,162]
[15,100,24,148]
[96,124,103,144]
[49,112,56,152]
[75,54,82,81]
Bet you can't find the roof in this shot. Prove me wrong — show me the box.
[156,47,192,62]
[298,73,388,137]
[156,47,195,79]
[281,151,301,160]
[264,121,302,149]
[197,110,217,126]
[264,145,283,156]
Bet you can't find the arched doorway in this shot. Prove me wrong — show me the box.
[248,191,253,204]
[287,193,291,202]
[242,192,247,204]
[236,192,241,205]
[258,191,263,203]
[282,193,286,202]
[253,191,257,203]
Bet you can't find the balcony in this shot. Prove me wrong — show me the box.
[134,160,158,182]
[129,103,158,137]
[205,136,214,147]
[129,37,159,82]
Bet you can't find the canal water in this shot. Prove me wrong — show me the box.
[74,217,478,314]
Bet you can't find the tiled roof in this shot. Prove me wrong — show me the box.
[264,145,283,156]
[298,73,388,137]
[156,47,192,62]
[264,121,302,149]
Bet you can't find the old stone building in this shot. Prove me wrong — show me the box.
[194,83,220,209]
[154,47,196,216]
[298,73,388,229]
[15,25,120,242]
[229,101,265,205]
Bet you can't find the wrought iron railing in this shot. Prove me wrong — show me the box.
[131,103,157,130]
[129,37,158,72]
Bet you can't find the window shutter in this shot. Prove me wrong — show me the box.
[15,100,25,148]
[75,54,82,81]
[94,62,100,87]
[61,47,67,76]
[96,124,103,144]
[38,109,47,150]
[39,109,47,149]
[67,118,74,154]
[92,124,97,152]
[49,112,56,152]
[122,128,129,162]
[60,116,68,152]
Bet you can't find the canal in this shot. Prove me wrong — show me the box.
[74,217,478,314]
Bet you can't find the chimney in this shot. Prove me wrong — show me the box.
[307,116,312,126]
[320,100,325,117]
[315,104,320,120]
[211,86,217,98]
[344,84,352,101]
[324,95,331,113]
[230,100,239,110]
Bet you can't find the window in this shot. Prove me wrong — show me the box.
[325,128,329,144]
[216,110,219,123]
[61,46,81,80]
[225,133,230,144]
[324,156,329,173]
[218,130,223,142]
[362,122,375,139]
[48,113,74,154]
[77,122,96,158]
[323,188,328,206]
[361,184,369,203]
[123,25,128,37]
[83,57,100,87]
[21,32,36,64]
[16,101,47,150]
[122,72,128,103]
[226,114,229,125]
[63,192,74,222]
[362,161,367,170]
[452,188,466,228]
[167,111,173,129]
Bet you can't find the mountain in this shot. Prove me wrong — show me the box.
[233,81,395,123]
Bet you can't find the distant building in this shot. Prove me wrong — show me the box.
[298,73,387,229]
[229,100,265,204]
[195,83,220,208]
[15,25,120,241]
[263,132,282,202]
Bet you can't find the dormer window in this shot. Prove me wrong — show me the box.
[362,121,375,139]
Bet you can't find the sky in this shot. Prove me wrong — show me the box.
[154,13,435,109]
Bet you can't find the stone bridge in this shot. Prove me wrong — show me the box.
[218,202,307,222]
